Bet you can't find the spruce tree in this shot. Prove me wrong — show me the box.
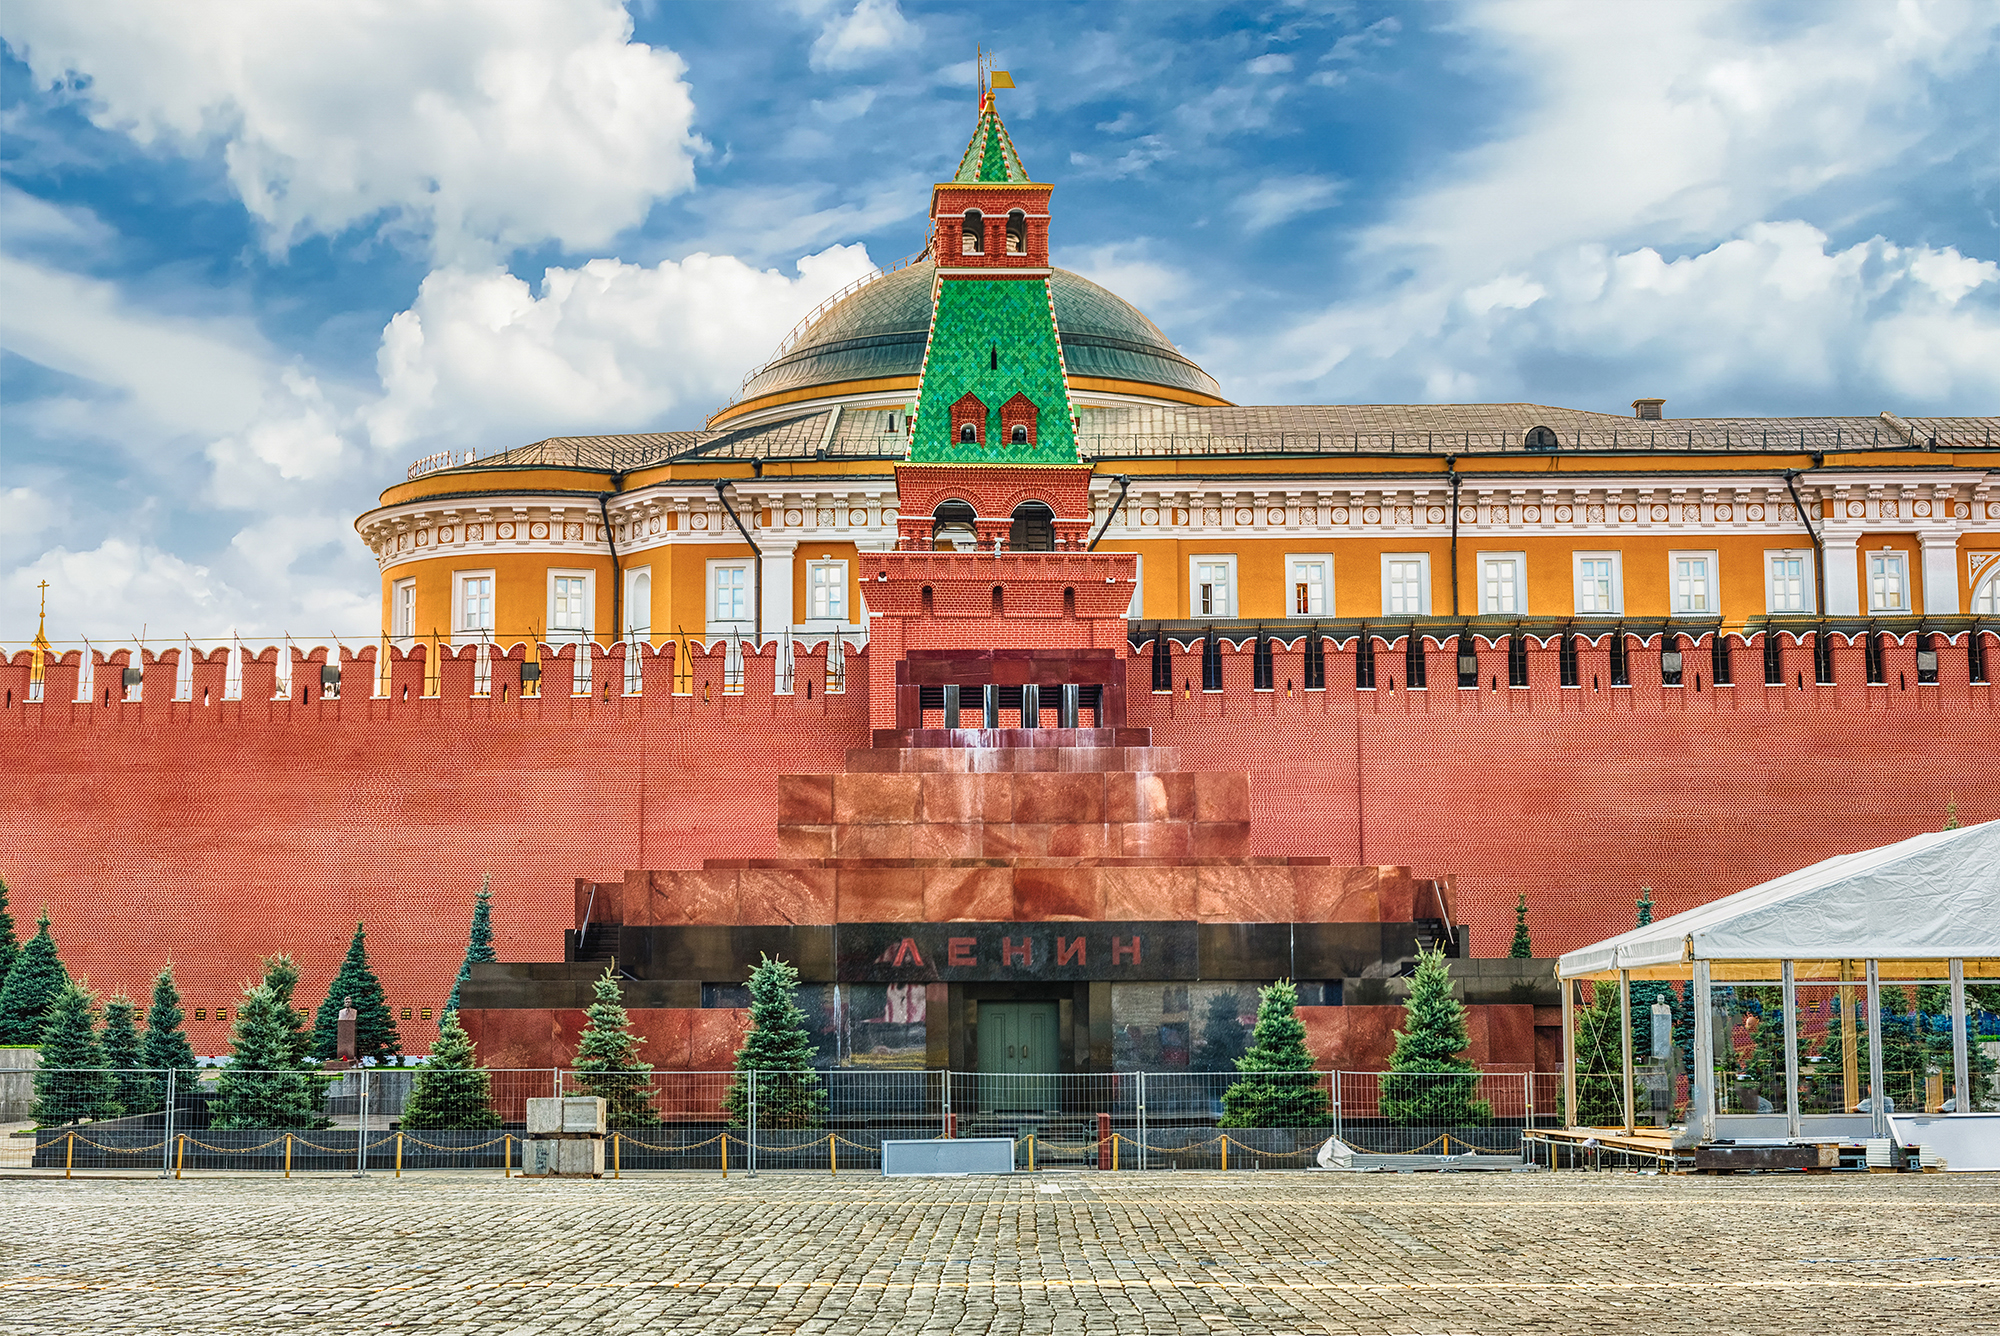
[723,955,827,1128]
[1916,982,1996,1112]
[400,1011,499,1128]
[0,877,18,993]
[310,923,400,1062]
[444,873,497,1018]
[1191,989,1249,1072]
[0,911,69,1044]
[1219,979,1332,1127]
[32,980,112,1124]
[1381,946,1492,1127]
[261,954,313,1068]
[572,969,660,1126]
[1571,977,1629,1126]
[1627,890,1676,1069]
[99,994,146,1117]
[137,965,199,1114]
[212,983,319,1129]
[1508,893,1533,959]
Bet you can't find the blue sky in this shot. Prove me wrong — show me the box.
[3,0,1997,643]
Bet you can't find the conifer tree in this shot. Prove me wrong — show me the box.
[1570,977,1630,1126]
[1916,982,1996,1112]
[212,983,319,1129]
[1627,890,1676,1066]
[1219,979,1332,1127]
[32,979,112,1124]
[400,1011,499,1128]
[723,955,827,1128]
[310,923,400,1063]
[443,873,497,1018]
[572,969,660,1126]
[261,953,312,1068]
[1191,989,1249,1072]
[1508,893,1533,959]
[0,911,69,1044]
[99,994,146,1117]
[0,877,17,993]
[1381,946,1492,1127]
[137,965,199,1114]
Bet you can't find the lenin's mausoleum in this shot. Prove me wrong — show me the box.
[5,96,1997,1078]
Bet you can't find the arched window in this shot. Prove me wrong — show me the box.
[921,585,935,614]
[1525,425,1559,451]
[961,209,984,255]
[932,500,977,551]
[1006,209,1026,254]
[999,392,1037,447]
[959,423,976,443]
[992,585,1004,615]
[1009,501,1054,551]
[1010,424,1027,444]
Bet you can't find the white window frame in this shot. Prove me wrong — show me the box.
[1380,553,1432,617]
[623,566,652,641]
[1188,554,1238,619]
[1867,550,1909,612]
[1476,551,1527,616]
[1572,551,1624,616]
[707,559,753,632]
[1286,553,1334,618]
[452,569,496,645]
[1764,549,1815,614]
[806,559,848,623]
[1668,550,1719,617]
[390,578,416,645]
[547,568,594,640]
[1125,554,1144,619]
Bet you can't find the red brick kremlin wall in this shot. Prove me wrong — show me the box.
[2,628,1994,1054]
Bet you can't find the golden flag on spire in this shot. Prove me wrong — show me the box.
[990,71,1015,89]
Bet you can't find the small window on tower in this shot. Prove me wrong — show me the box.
[1006,210,1026,254]
[960,423,977,443]
[1010,424,1027,443]
[961,209,984,255]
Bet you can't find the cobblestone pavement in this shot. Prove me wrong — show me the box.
[2,1170,1996,1334]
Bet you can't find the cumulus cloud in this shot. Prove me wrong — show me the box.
[808,0,922,73]
[366,243,879,453]
[1234,174,1343,232]
[1,0,702,262]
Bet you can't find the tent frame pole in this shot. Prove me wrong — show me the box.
[1839,960,1859,1112]
[1865,959,1886,1138]
[1692,960,1715,1143]
[1949,959,1970,1116]
[1619,969,1634,1137]
[1561,976,1577,1129]
[1781,960,1801,1141]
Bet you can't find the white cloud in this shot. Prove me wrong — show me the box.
[809,0,922,73]
[9,538,242,644]
[1245,54,1294,76]
[366,244,880,452]
[1,0,701,262]
[0,182,115,254]
[1234,174,1343,232]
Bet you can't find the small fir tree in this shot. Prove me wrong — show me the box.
[310,923,400,1063]
[1627,890,1676,1073]
[1381,946,1492,1127]
[1508,893,1533,959]
[1916,982,1996,1112]
[723,955,827,1128]
[1219,979,1332,1127]
[32,979,113,1124]
[443,873,497,1018]
[261,953,313,1068]
[99,994,146,1117]
[1572,977,1627,1126]
[1191,989,1249,1072]
[1943,800,1959,831]
[0,911,69,1044]
[136,965,199,1114]
[572,969,660,1126]
[400,1011,499,1128]
[212,982,319,1129]
[0,876,18,993]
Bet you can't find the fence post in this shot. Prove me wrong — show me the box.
[66,1131,75,1179]
[285,1133,293,1179]
[553,1067,563,1100]
[1332,1070,1342,1147]
[1136,1071,1147,1172]
[354,1070,369,1178]
[747,1070,758,1179]
[829,1134,837,1177]
[1524,1072,1533,1134]
[175,1134,185,1180]
[504,1134,512,1178]
[941,1068,952,1139]
[613,1133,621,1180]
[160,1069,175,1179]
[395,1131,403,1179]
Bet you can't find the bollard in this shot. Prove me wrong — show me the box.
[1027,1134,1035,1173]
[1113,1134,1120,1172]
[66,1131,75,1180]
[721,1134,728,1179]
[285,1134,293,1179]
[829,1136,837,1177]
[395,1132,403,1179]
[175,1134,186,1180]
[1096,1113,1112,1171]
[504,1134,512,1178]
[1221,1136,1228,1172]
[613,1134,621,1180]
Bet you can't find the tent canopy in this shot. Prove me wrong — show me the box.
[1560,819,2000,979]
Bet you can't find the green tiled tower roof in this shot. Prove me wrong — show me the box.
[953,98,1030,183]
[911,275,1077,464]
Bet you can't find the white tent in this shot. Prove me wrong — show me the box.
[1555,819,1998,1151]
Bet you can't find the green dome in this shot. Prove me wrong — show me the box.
[734,261,1224,406]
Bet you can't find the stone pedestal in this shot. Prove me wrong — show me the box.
[522,1096,608,1178]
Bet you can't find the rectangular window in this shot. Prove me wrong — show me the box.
[1287,555,1331,616]
[1574,553,1622,615]
[453,572,496,653]
[1766,551,1813,613]
[1867,552,1908,612]
[1382,554,1431,616]
[1479,553,1526,615]
[709,562,750,626]
[551,574,588,633]
[1670,551,1717,615]
[391,579,415,642]
[1253,636,1273,690]
[1190,557,1235,618]
[1559,634,1579,688]
[1405,635,1427,689]
[808,562,846,621]
[1303,632,1325,690]
[1609,634,1630,686]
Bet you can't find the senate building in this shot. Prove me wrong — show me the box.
[6,92,1997,1077]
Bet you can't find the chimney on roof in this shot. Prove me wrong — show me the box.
[1632,398,1664,421]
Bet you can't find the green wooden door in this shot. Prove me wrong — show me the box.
[978,1002,1059,1111]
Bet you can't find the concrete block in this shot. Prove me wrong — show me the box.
[881,1137,1015,1176]
[562,1097,608,1133]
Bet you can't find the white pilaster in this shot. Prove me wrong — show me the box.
[760,538,797,645]
[1920,533,1962,614]
[1823,537,1861,616]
